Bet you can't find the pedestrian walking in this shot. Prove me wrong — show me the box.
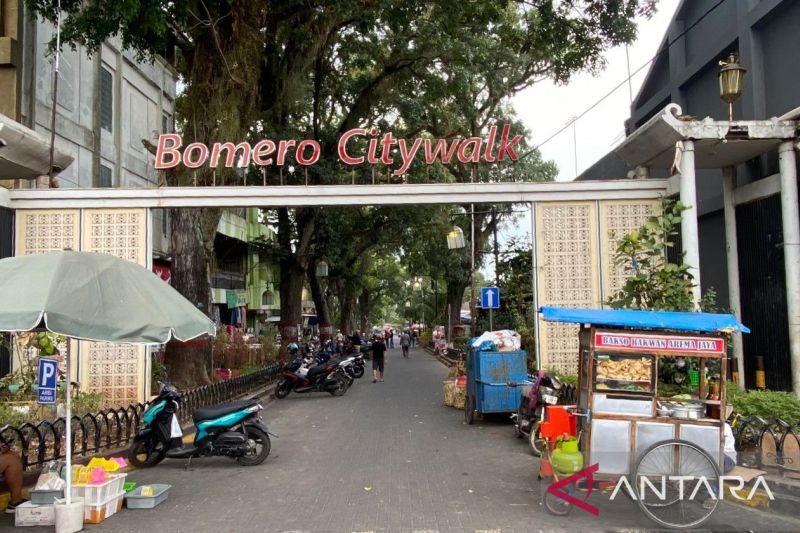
[372,334,387,382]
[351,330,362,353]
[400,330,411,358]
[389,328,395,348]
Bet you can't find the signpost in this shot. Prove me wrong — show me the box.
[480,287,500,330]
[37,357,58,405]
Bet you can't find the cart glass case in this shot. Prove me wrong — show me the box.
[593,353,654,394]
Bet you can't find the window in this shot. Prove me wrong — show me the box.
[262,291,274,306]
[100,67,113,132]
[99,165,113,188]
[161,210,168,236]
[162,113,172,133]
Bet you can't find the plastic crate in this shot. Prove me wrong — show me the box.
[84,492,124,524]
[69,473,127,506]
[30,489,64,505]
[125,484,171,509]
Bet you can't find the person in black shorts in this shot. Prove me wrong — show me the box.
[372,334,387,383]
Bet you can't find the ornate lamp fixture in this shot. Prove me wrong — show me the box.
[718,53,746,121]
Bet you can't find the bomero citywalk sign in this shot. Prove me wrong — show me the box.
[155,124,522,176]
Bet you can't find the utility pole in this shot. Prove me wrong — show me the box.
[491,206,499,331]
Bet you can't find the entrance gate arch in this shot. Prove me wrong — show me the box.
[1,179,670,399]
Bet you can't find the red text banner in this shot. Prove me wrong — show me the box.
[594,332,725,354]
[154,124,522,176]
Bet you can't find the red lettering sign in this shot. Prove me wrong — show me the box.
[594,332,725,354]
[153,124,521,175]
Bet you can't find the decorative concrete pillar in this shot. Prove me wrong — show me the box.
[778,141,800,396]
[722,167,745,390]
[679,140,702,307]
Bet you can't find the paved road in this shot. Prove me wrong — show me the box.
[7,348,800,532]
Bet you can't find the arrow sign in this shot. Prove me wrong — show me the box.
[37,358,58,405]
[480,286,500,309]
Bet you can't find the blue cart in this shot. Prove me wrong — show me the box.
[464,346,529,424]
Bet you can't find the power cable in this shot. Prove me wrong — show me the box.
[518,0,729,161]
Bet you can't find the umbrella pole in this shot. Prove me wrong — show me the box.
[65,340,72,505]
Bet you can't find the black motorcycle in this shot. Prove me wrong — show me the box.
[274,357,348,398]
[129,383,272,468]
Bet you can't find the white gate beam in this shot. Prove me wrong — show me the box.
[6,180,668,209]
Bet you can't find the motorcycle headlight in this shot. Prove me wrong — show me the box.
[543,394,559,405]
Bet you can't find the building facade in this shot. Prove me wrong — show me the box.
[579,0,800,391]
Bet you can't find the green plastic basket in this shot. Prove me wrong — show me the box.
[688,370,700,388]
[123,482,137,493]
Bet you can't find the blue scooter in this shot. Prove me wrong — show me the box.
[129,383,272,468]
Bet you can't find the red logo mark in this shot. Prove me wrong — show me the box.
[546,463,600,516]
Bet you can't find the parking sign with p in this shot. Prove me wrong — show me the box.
[37,357,58,405]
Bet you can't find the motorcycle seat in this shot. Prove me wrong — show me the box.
[193,399,258,422]
[306,364,331,377]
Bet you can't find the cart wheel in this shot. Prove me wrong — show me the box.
[464,395,475,425]
[541,479,573,516]
[634,439,720,529]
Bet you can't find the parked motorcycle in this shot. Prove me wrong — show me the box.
[342,353,366,379]
[514,370,562,456]
[129,383,272,468]
[274,357,349,398]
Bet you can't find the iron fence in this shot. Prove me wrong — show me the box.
[0,364,279,472]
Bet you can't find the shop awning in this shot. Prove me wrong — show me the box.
[0,113,74,179]
[540,306,750,334]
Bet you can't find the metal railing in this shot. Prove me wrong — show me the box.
[0,364,280,472]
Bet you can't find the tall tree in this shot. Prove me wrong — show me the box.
[30,0,655,384]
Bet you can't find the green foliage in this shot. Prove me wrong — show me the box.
[727,383,800,426]
[237,364,263,376]
[547,369,578,387]
[608,197,695,311]
[151,354,168,385]
[452,336,469,353]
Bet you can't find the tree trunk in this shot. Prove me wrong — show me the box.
[359,288,370,334]
[446,280,468,340]
[308,264,333,341]
[277,208,316,358]
[339,288,356,334]
[164,208,218,388]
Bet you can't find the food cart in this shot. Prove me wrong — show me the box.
[539,306,750,529]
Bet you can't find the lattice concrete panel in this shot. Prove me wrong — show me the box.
[84,342,141,406]
[14,210,80,255]
[599,200,659,302]
[80,209,147,405]
[536,202,599,374]
[81,209,145,263]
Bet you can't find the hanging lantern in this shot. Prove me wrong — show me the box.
[446,226,466,249]
[718,53,746,121]
[315,260,328,277]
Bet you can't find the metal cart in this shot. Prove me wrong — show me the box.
[538,306,750,529]
[464,345,529,424]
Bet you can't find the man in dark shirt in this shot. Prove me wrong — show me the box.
[371,334,387,383]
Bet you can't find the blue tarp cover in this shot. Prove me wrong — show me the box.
[539,306,750,334]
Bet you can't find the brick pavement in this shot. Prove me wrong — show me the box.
[5,347,800,532]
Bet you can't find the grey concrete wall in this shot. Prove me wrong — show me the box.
[18,17,177,190]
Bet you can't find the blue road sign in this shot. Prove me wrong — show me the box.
[37,358,58,405]
[480,286,500,309]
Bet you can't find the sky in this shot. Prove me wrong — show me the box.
[484,0,680,279]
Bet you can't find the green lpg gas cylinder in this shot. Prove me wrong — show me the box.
[551,437,583,475]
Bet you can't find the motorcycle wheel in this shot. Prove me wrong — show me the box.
[329,377,348,396]
[529,421,545,457]
[128,437,166,468]
[515,399,526,439]
[353,365,365,379]
[236,426,271,466]
[274,379,291,399]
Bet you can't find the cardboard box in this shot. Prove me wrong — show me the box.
[15,501,56,527]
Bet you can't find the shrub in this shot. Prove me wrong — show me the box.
[727,382,800,426]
